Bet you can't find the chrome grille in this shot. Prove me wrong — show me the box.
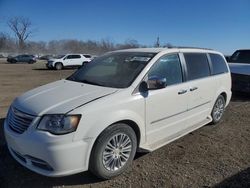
[7,107,34,134]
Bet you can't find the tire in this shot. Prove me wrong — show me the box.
[55,62,63,70]
[82,61,88,66]
[89,123,137,179]
[211,95,226,124]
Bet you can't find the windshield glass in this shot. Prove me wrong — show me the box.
[229,50,250,64]
[55,55,65,59]
[67,52,156,88]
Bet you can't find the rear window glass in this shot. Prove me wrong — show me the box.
[209,53,228,75]
[184,53,210,81]
[84,55,91,58]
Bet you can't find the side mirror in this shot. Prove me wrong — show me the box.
[139,81,148,93]
[148,76,167,90]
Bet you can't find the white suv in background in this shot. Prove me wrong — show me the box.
[4,48,231,179]
[46,54,92,70]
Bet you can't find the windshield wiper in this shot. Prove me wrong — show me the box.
[81,79,105,86]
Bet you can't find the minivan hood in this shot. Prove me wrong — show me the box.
[13,80,118,116]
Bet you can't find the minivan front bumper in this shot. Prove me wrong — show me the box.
[4,120,92,177]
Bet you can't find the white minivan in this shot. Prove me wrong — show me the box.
[4,48,231,179]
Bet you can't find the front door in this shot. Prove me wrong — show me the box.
[145,54,189,146]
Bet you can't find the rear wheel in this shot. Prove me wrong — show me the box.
[211,95,226,124]
[89,123,137,179]
[55,62,63,70]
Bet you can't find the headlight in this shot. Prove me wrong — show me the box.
[37,114,81,134]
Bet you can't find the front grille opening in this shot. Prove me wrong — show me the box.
[7,107,34,134]
[27,156,54,171]
[11,149,54,171]
[31,161,54,171]
[12,150,26,163]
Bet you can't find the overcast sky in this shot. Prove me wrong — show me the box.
[0,0,249,54]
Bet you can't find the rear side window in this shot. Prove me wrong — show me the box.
[84,55,91,58]
[184,53,210,81]
[67,55,81,59]
[209,53,228,75]
[71,55,81,59]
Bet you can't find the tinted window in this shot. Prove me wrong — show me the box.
[148,54,183,86]
[230,50,250,64]
[184,53,210,81]
[72,55,81,59]
[209,53,228,75]
[84,55,91,58]
[67,55,81,59]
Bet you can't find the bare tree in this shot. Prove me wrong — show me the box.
[154,36,160,47]
[7,17,34,50]
[163,42,173,48]
[0,32,7,50]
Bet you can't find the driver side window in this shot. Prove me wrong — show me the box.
[148,54,183,86]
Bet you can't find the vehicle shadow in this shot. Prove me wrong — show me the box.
[213,167,250,188]
[231,91,250,102]
[32,68,77,71]
[32,68,55,71]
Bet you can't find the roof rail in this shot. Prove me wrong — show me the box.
[165,46,213,50]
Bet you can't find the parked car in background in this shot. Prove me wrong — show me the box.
[46,54,92,70]
[7,54,36,64]
[228,49,250,93]
[39,55,54,60]
[224,55,230,62]
[4,47,231,179]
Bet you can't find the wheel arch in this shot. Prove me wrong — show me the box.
[111,119,141,148]
[91,119,142,151]
[87,119,142,170]
[54,61,63,65]
[220,92,227,102]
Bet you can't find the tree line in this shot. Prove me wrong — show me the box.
[0,35,142,55]
[0,16,171,55]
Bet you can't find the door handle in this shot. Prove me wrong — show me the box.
[190,87,198,91]
[178,89,187,95]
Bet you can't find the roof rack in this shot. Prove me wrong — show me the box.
[165,46,213,50]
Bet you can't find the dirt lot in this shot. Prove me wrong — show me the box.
[0,59,250,188]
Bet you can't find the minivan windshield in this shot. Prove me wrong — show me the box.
[67,52,156,88]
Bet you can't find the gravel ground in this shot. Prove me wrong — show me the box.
[0,59,250,188]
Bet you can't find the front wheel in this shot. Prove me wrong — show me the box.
[89,123,137,179]
[211,95,226,124]
[55,63,63,70]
